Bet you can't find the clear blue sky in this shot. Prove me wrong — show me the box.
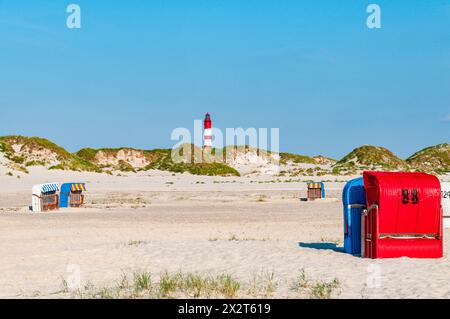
[0,0,448,159]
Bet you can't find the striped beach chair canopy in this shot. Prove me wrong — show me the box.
[60,183,87,195]
[71,183,86,192]
[32,183,60,196]
[307,182,324,189]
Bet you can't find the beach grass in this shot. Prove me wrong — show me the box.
[292,269,341,299]
[133,271,152,292]
[59,269,345,299]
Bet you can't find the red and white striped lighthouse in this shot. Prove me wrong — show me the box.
[203,113,212,148]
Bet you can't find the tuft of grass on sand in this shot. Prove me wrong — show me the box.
[294,269,310,290]
[256,195,268,202]
[246,271,277,298]
[159,271,182,298]
[309,278,341,299]
[127,240,147,247]
[292,269,342,299]
[216,274,241,299]
[98,287,117,299]
[133,271,152,293]
[117,272,129,290]
[59,278,70,294]
[263,272,276,297]
[226,234,270,242]
[183,273,213,298]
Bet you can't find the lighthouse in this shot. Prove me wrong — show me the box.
[203,113,212,149]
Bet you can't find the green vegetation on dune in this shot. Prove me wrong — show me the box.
[185,163,240,176]
[144,147,240,176]
[76,147,169,166]
[25,160,47,167]
[337,145,407,168]
[1,136,448,176]
[0,138,16,161]
[75,145,239,176]
[143,149,172,163]
[76,147,138,162]
[62,156,100,172]
[333,145,408,175]
[48,158,99,172]
[76,147,170,173]
[332,143,449,175]
[118,160,136,173]
[75,148,99,162]
[0,136,100,172]
[406,143,450,174]
[0,141,7,153]
[280,152,316,165]
[0,136,70,159]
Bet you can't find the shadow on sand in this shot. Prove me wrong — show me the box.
[298,242,344,253]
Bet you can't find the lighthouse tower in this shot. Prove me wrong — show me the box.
[203,113,212,149]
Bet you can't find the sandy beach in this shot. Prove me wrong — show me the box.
[0,168,449,299]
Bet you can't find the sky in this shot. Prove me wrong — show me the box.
[0,0,448,159]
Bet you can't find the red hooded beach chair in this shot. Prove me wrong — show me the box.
[362,171,443,259]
